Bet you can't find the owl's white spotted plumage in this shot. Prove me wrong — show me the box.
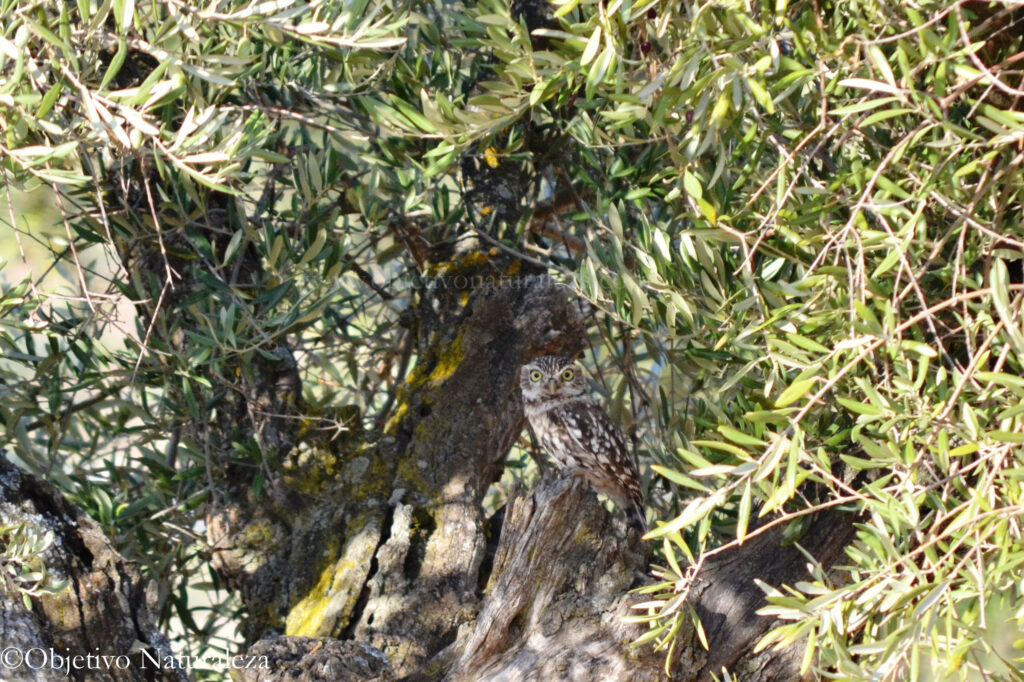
[520,356,646,532]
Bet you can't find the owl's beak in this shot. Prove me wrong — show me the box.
[546,379,559,393]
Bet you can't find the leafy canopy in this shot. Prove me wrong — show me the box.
[2,0,1024,677]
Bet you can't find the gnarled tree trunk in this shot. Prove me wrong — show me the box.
[201,267,859,680]
[4,243,859,681]
[0,456,186,682]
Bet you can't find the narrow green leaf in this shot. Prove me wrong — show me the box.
[585,45,615,100]
[645,490,725,539]
[650,464,710,492]
[836,395,883,416]
[717,425,765,447]
[775,377,816,407]
[683,170,702,200]
[736,480,751,543]
[581,26,602,66]
[551,0,580,18]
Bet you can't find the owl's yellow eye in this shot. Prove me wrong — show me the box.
[561,368,575,381]
[530,370,543,382]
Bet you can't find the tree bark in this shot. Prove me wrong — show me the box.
[7,234,861,680]
[204,269,591,673]
[226,473,858,681]
[674,512,857,681]
[205,267,861,680]
[0,456,186,682]
[445,476,658,682]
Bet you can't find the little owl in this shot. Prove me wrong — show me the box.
[520,355,646,532]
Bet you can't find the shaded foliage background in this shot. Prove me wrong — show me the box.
[2,0,1024,678]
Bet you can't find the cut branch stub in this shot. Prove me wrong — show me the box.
[448,476,661,682]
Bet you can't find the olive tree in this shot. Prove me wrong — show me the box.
[1,0,1023,679]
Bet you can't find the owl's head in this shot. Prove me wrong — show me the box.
[520,355,586,403]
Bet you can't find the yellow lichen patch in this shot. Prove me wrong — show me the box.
[281,444,341,496]
[483,146,499,168]
[426,328,465,383]
[285,516,381,637]
[506,259,521,276]
[383,328,467,436]
[383,399,409,435]
[285,539,341,637]
[296,418,313,440]
[458,250,491,268]
[240,520,279,553]
[394,453,434,498]
[427,261,451,277]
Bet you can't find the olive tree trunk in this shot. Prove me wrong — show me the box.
[198,267,859,681]
[4,248,858,681]
[0,456,187,682]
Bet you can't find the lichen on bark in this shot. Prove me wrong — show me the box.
[0,456,187,682]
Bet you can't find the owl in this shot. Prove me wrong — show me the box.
[520,355,646,532]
